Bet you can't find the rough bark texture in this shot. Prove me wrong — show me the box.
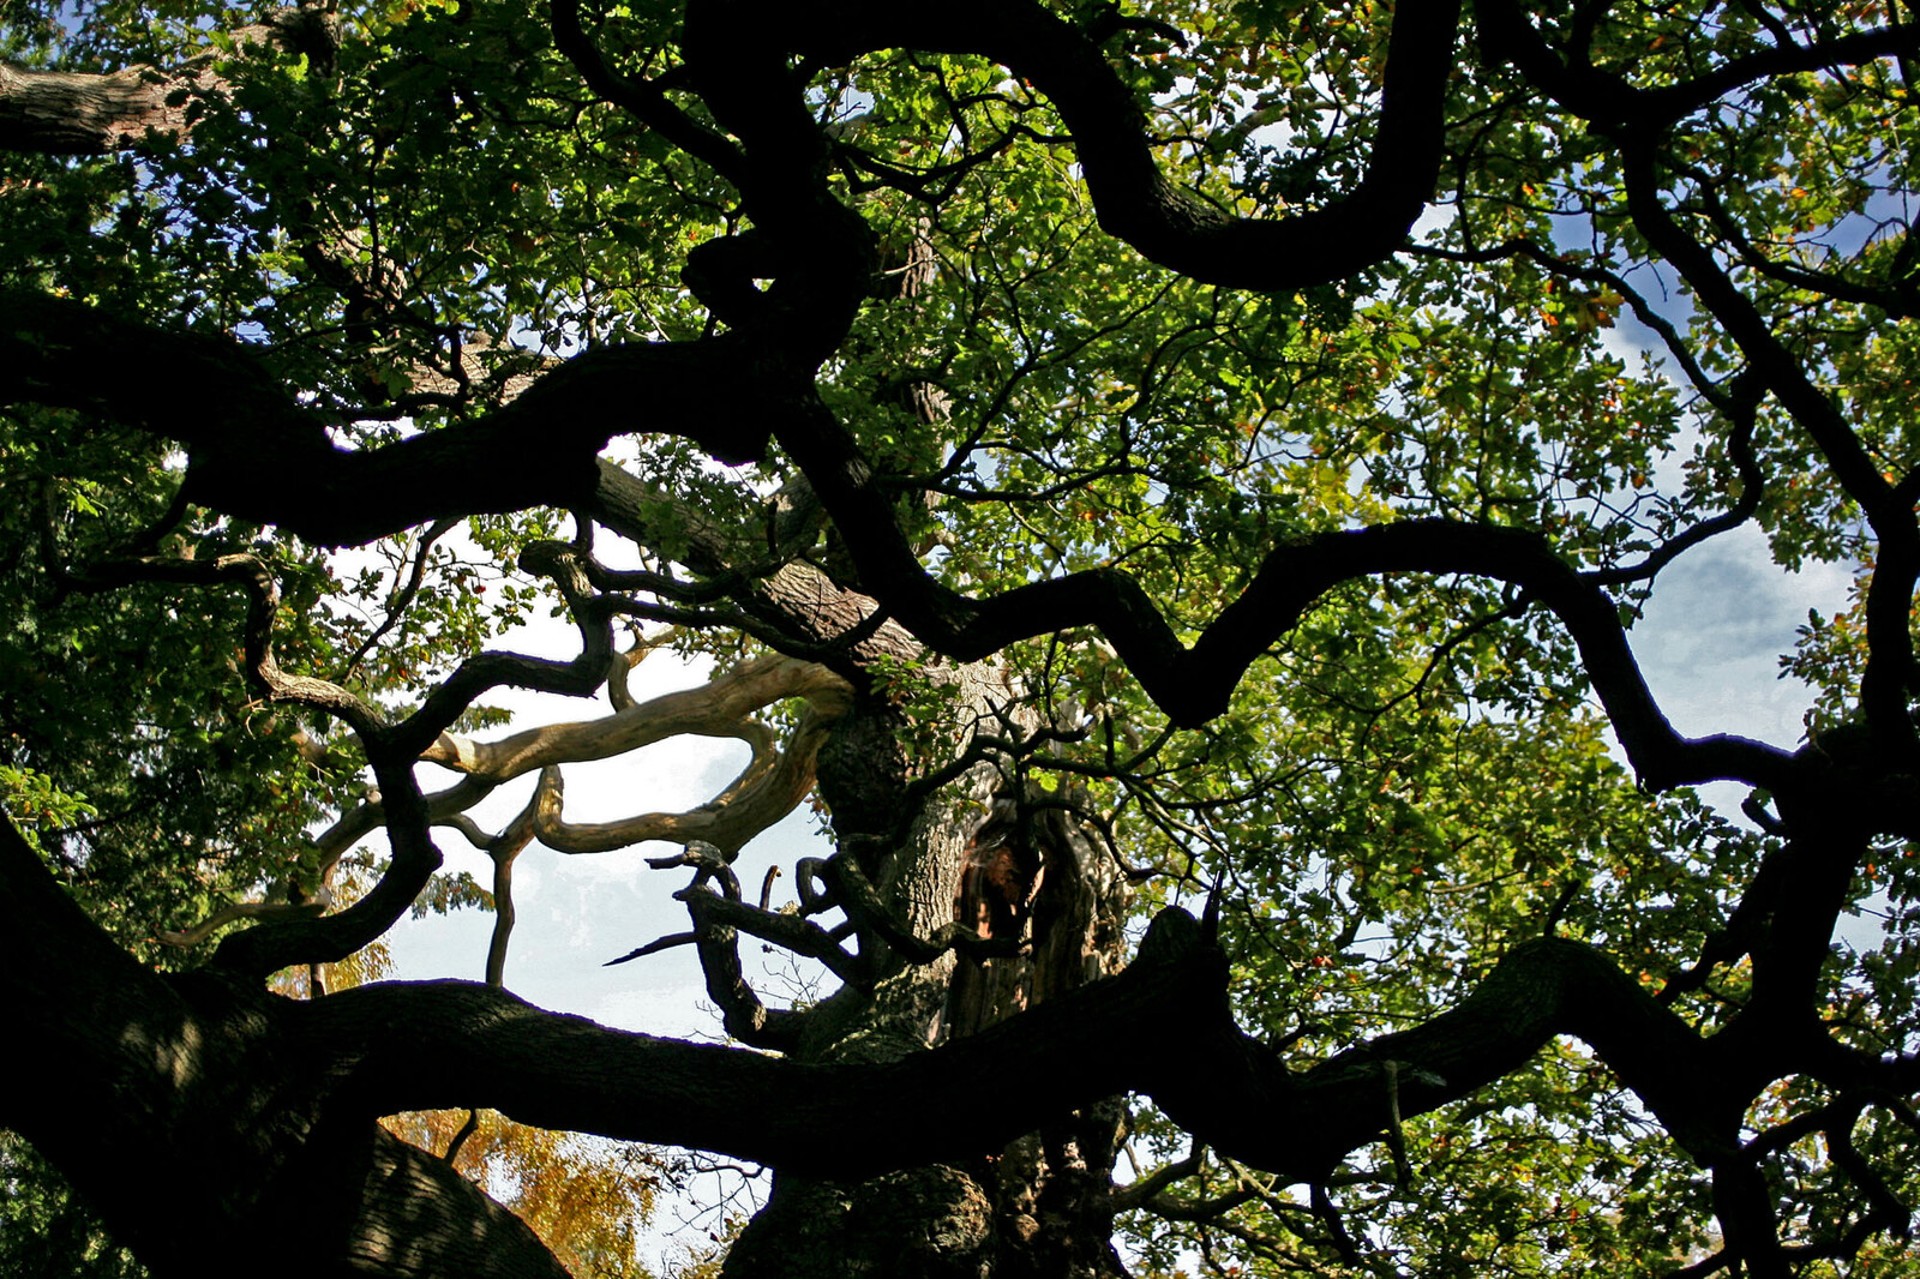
[0,7,334,153]
[722,673,1130,1279]
[0,61,205,153]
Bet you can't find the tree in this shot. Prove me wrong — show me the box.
[3,0,1920,1273]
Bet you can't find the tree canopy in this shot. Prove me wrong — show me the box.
[3,0,1920,1274]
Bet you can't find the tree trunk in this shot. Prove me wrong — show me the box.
[0,815,568,1279]
[721,685,1129,1279]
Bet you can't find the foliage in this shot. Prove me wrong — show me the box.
[0,1132,144,1279]
[381,1110,663,1279]
[4,0,1920,1275]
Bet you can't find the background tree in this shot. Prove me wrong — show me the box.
[4,0,1920,1276]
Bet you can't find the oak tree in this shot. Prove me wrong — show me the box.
[4,0,1920,1274]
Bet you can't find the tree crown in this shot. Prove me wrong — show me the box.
[3,0,1920,1273]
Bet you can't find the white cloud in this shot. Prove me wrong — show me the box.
[1631,521,1850,749]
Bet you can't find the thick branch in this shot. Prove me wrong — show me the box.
[209,753,446,978]
[701,0,1462,291]
[0,815,568,1279]
[0,60,208,153]
[527,697,832,857]
[314,909,1742,1181]
[16,282,1803,789]
[774,393,1795,789]
[423,652,849,781]
[0,289,778,545]
[0,8,334,154]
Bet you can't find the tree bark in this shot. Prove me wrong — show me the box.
[0,815,567,1278]
[721,679,1131,1279]
[0,61,205,154]
[0,8,334,154]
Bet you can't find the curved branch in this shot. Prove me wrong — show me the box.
[1477,0,1920,130]
[549,0,747,183]
[774,394,1795,789]
[314,909,1745,1183]
[423,652,850,783]
[71,552,384,737]
[156,894,329,948]
[0,289,779,546]
[527,702,841,857]
[210,751,446,978]
[1615,143,1920,757]
[1586,374,1766,588]
[162,775,494,951]
[708,0,1463,291]
[386,541,617,758]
